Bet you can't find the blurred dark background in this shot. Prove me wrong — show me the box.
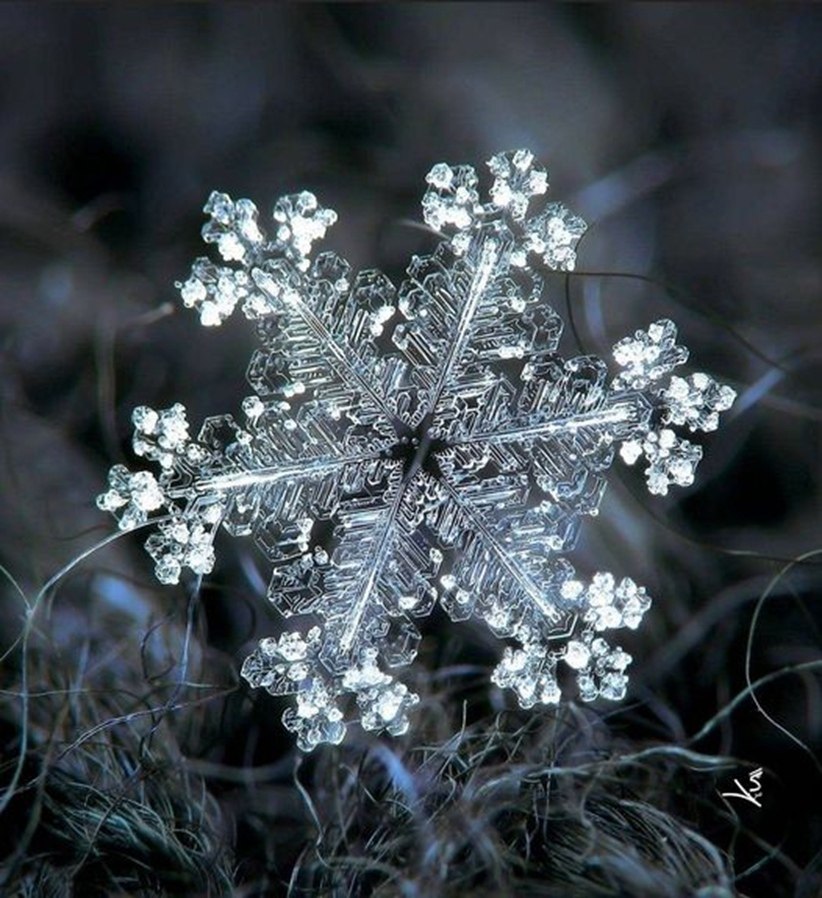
[0,4,821,897]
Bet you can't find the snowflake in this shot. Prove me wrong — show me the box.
[97,150,736,751]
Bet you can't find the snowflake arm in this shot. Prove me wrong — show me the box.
[97,150,736,749]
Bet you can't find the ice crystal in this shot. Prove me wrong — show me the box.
[97,150,736,750]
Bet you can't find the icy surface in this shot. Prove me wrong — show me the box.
[97,150,736,750]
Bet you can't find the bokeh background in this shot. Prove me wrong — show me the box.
[1,4,821,896]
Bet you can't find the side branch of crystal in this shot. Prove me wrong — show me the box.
[98,148,736,749]
[612,320,736,495]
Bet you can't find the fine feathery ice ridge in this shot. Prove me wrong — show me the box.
[97,149,736,750]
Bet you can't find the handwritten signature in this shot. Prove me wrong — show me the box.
[719,767,763,808]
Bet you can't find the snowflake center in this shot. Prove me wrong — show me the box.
[386,413,446,480]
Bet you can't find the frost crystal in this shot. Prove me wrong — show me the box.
[97,151,736,750]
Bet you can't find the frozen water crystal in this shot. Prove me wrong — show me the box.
[97,150,736,749]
